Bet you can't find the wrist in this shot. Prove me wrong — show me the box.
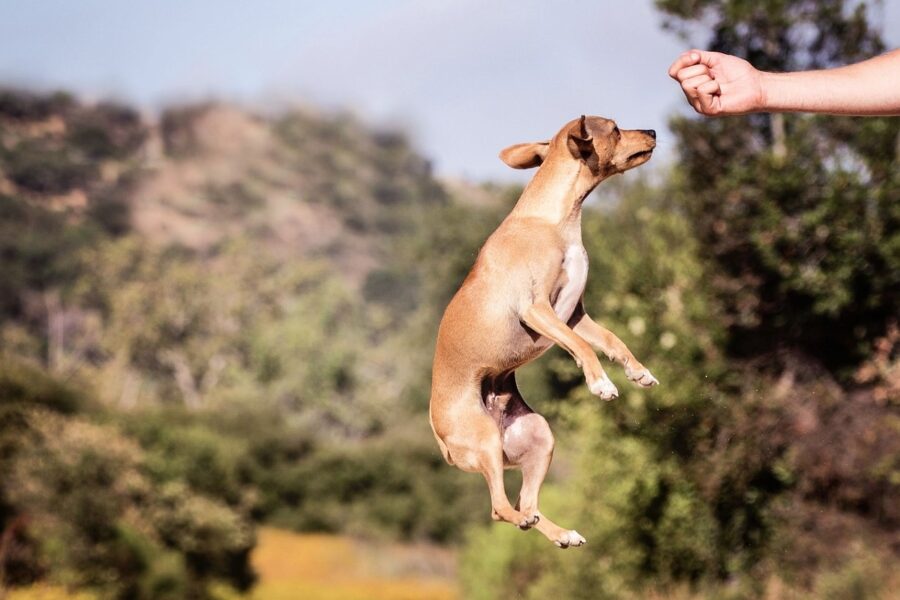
[757,71,778,112]
[759,71,807,112]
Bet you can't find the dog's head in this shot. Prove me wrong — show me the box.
[499,115,656,177]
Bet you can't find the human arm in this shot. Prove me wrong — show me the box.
[668,49,900,116]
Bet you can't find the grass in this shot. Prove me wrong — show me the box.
[5,585,96,600]
[242,527,457,600]
[5,528,458,600]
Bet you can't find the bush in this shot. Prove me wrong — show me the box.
[0,88,73,121]
[66,102,146,160]
[4,409,255,598]
[2,139,95,194]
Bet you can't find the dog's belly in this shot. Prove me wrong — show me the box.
[552,245,588,321]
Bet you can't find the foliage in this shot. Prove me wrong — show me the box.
[460,2,898,599]
[459,180,733,598]
[0,88,492,598]
[654,0,899,583]
[656,0,885,71]
[0,88,73,121]
[0,88,144,328]
[66,102,146,161]
[0,360,88,587]
[0,367,255,598]
[1,23,898,596]
[1,138,95,194]
[274,110,447,235]
[658,0,898,370]
[0,192,98,317]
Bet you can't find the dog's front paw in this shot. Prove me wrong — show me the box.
[626,364,659,388]
[554,529,587,549]
[589,373,619,400]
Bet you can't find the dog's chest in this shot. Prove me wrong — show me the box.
[553,245,589,320]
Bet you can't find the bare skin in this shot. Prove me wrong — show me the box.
[429,116,659,548]
[669,48,900,116]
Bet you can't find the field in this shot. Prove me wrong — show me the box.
[5,528,458,600]
[242,528,458,600]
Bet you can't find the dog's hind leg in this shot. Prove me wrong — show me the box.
[503,392,586,548]
[479,426,539,529]
[430,385,539,529]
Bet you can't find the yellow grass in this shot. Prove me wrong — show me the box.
[5,585,96,600]
[5,527,458,600]
[245,527,458,600]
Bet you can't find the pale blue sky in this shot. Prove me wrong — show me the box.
[1,1,897,181]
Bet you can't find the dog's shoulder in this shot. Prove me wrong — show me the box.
[476,218,567,290]
[489,217,565,251]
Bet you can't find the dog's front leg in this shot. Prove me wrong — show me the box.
[521,302,618,400]
[569,303,659,388]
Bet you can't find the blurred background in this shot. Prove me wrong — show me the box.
[0,1,897,599]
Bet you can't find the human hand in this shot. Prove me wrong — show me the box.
[668,50,766,116]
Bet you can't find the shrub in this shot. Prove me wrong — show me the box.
[4,410,255,598]
[2,139,95,194]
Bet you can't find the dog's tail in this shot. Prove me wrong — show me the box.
[433,433,454,466]
[429,401,455,466]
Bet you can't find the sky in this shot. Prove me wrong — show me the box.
[1,0,898,182]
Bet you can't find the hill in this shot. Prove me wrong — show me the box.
[1,80,897,600]
[0,88,499,598]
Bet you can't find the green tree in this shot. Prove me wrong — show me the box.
[657,0,899,582]
[657,0,898,370]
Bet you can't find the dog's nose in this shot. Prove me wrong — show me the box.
[645,129,657,139]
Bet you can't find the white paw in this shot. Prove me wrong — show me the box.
[626,366,659,388]
[554,529,587,549]
[589,374,619,400]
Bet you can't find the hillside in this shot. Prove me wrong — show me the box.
[0,88,499,598]
[0,91,454,288]
[1,80,897,600]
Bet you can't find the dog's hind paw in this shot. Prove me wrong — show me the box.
[517,513,540,530]
[626,365,659,388]
[589,374,619,400]
[554,530,587,549]
[494,506,539,529]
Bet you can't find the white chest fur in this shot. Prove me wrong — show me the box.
[553,245,589,320]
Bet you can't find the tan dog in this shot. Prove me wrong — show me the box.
[429,115,659,548]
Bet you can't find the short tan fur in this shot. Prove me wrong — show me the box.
[429,115,659,548]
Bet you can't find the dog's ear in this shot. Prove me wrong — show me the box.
[498,141,550,169]
[566,115,594,161]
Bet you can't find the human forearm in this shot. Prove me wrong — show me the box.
[760,50,900,116]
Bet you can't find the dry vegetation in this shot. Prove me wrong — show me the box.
[6,529,457,600]
[1,2,897,598]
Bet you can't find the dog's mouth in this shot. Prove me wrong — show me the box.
[627,149,654,162]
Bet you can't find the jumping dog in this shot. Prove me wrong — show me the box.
[429,116,659,548]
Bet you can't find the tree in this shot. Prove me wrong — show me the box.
[655,0,900,590]
[657,0,898,370]
[461,4,898,596]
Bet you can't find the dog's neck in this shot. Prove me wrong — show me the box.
[509,156,600,229]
